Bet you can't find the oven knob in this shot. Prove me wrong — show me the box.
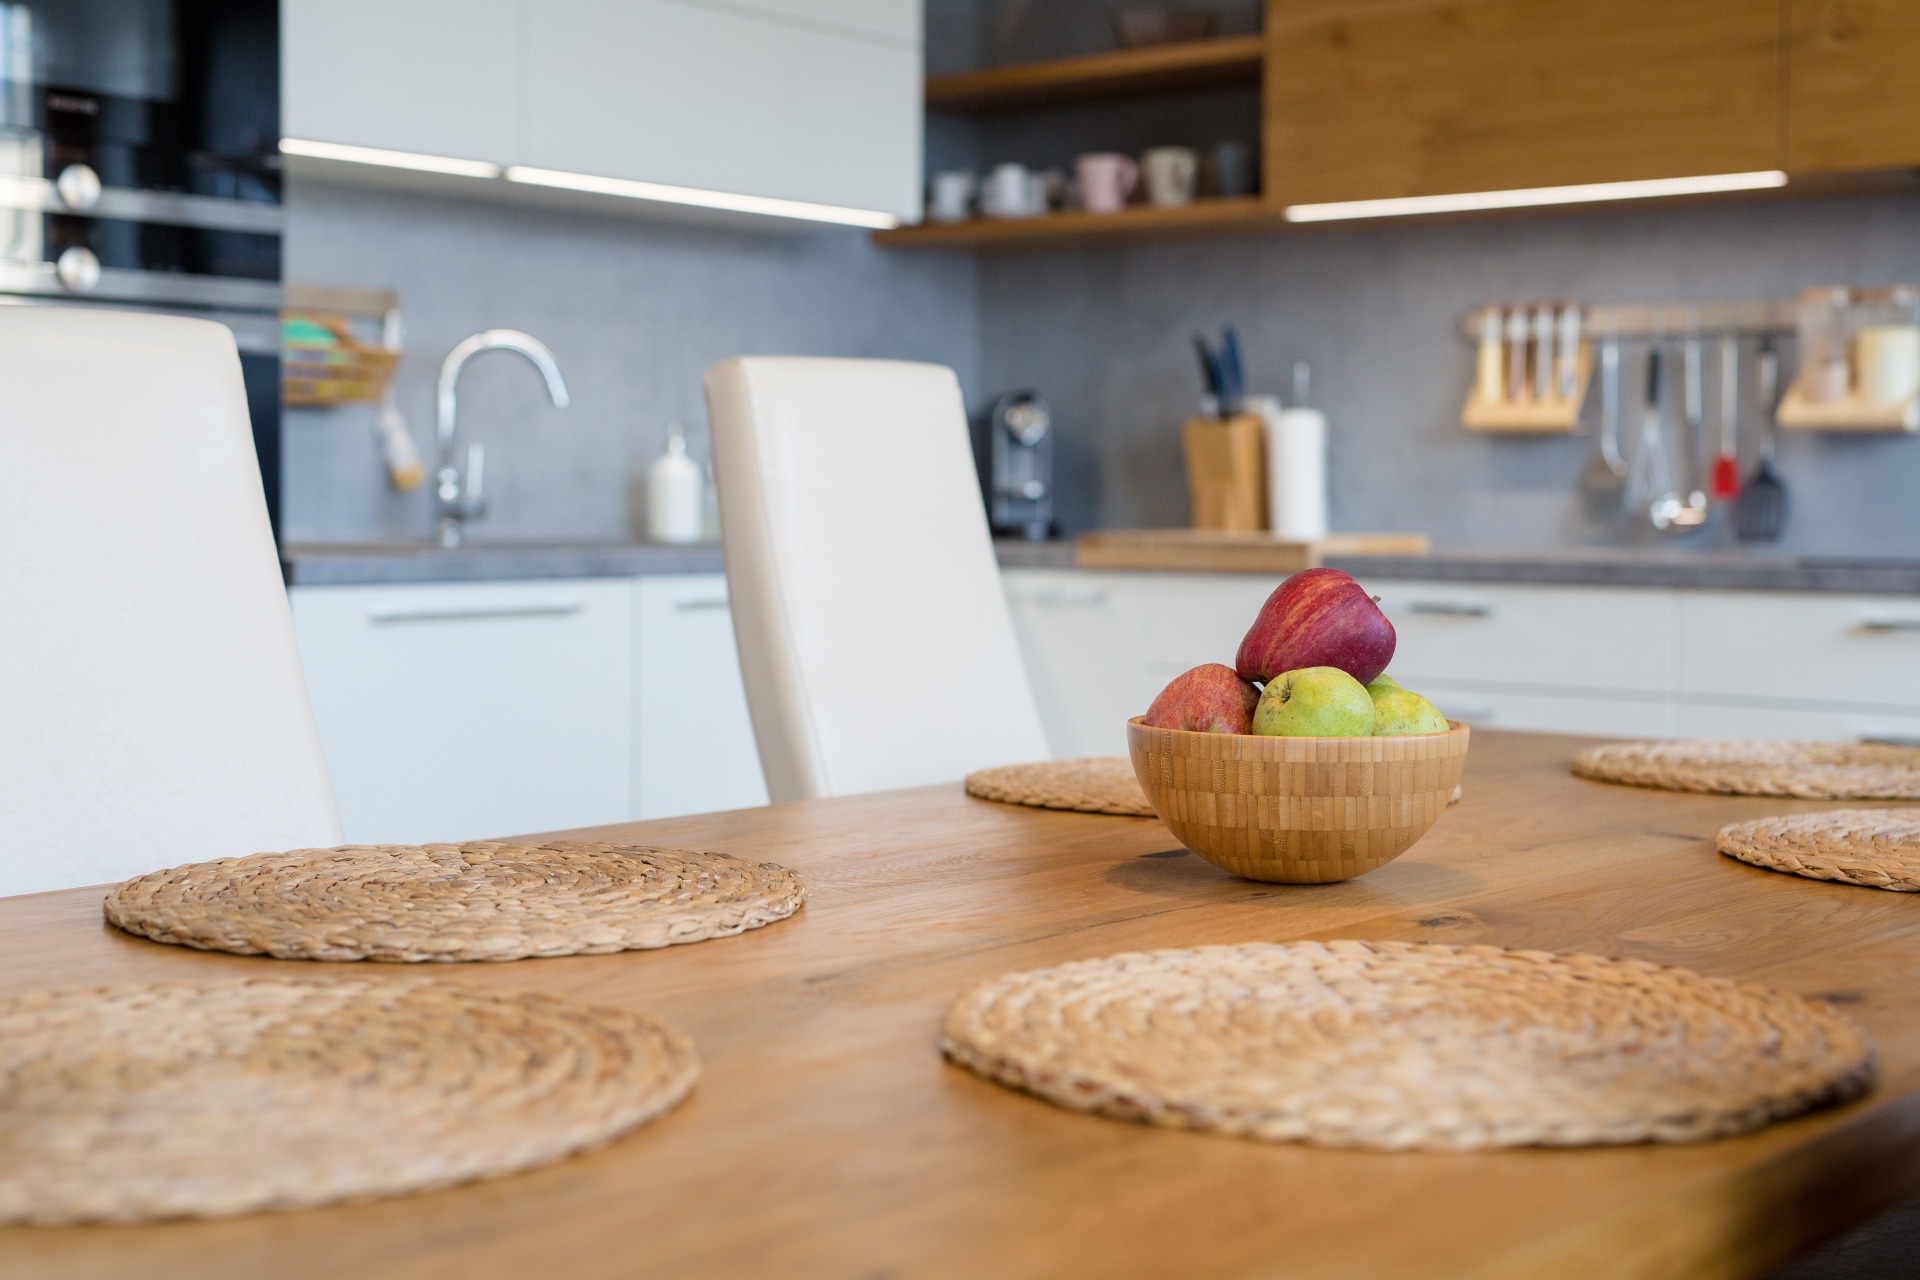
[55,245,101,291]
[54,164,102,211]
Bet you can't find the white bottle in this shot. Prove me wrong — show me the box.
[646,424,704,544]
[1260,362,1329,541]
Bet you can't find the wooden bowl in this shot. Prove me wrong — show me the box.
[1126,717,1471,884]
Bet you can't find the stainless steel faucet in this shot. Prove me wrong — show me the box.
[435,330,570,547]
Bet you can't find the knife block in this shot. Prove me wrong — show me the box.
[1183,414,1268,531]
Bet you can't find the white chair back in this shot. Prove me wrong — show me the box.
[0,309,341,896]
[704,357,1049,802]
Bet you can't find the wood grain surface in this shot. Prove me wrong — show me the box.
[924,33,1264,112]
[5,730,1920,1279]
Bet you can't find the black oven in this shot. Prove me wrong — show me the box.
[1,0,284,533]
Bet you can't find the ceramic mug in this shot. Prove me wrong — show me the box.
[1211,141,1253,198]
[1075,152,1139,214]
[928,170,975,224]
[1142,147,1200,207]
[982,163,1045,219]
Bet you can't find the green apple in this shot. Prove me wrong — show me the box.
[1252,666,1376,737]
[1365,674,1401,699]
[1371,688,1449,736]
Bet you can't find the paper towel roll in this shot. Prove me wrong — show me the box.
[1264,406,1328,541]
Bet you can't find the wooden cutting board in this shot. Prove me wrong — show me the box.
[1075,529,1430,574]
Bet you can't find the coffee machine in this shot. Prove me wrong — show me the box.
[983,390,1054,540]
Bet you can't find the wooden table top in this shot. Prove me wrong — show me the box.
[5,730,1919,1280]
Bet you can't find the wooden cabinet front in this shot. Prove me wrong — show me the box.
[1263,0,1782,207]
[1787,0,1920,173]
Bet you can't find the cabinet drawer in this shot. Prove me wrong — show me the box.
[1139,574,1279,669]
[633,576,768,820]
[1678,592,1920,710]
[290,579,633,844]
[1416,683,1675,738]
[1371,582,1675,696]
[1004,570,1146,758]
[1676,700,1920,745]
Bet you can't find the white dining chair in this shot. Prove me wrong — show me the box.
[704,356,1050,802]
[0,308,341,897]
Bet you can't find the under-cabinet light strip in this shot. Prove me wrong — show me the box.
[1283,170,1789,223]
[278,138,503,179]
[504,165,899,229]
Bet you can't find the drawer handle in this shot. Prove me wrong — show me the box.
[1012,587,1108,606]
[368,601,584,624]
[1861,734,1920,748]
[1408,601,1493,618]
[1437,702,1495,723]
[1860,618,1920,632]
[673,596,731,611]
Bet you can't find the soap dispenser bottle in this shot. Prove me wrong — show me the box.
[646,424,704,544]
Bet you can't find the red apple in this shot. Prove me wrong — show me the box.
[1144,663,1259,734]
[1235,567,1396,686]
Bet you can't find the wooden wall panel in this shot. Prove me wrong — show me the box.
[1787,0,1920,173]
[1263,0,1782,208]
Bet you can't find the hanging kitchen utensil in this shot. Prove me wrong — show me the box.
[1736,336,1788,542]
[1711,335,1741,502]
[1192,334,1224,418]
[1579,337,1628,518]
[1630,347,1680,528]
[1667,337,1709,528]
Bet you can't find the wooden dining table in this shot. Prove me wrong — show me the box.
[5,728,1920,1279]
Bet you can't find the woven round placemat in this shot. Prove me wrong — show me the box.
[0,977,696,1225]
[105,840,807,962]
[940,940,1873,1151]
[1718,809,1920,892]
[1571,740,1920,799]
[965,757,1156,817]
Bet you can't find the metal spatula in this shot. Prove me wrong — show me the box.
[1579,338,1627,517]
[1736,337,1787,541]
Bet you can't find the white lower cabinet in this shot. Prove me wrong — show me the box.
[290,574,769,845]
[1003,568,1920,752]
[633,575,769,819]
[290,578,635,844]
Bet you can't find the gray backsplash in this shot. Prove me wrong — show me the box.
[282,178,979,544]
[285,151,1920,561]
[978,192,1920,557]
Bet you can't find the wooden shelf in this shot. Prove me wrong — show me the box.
[925,34,1265,112]
[1777,375,1920,432]
[873,197,1280,249]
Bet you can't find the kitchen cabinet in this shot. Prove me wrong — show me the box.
[1005,569,1920,753]
[1263,0,1780,207]
[289,578,635,845]
[633,575,769,819]
[1786,0,1920,174]
[523,0,919,219]
[281,0,520,166]
[281,0,921,223]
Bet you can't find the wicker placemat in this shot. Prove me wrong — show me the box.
[941,940,1873,1151]
[1719,809,1920,892]
[0,977,696,1225]
[105,840,807,962]
[1572,740,1920,799]
[965,757,1156,817]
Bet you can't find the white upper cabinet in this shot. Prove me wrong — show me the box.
[523,0,920,219]
[280,0,922,224]
[282,0,520,164]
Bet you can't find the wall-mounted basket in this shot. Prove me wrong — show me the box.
[282,284,402,406]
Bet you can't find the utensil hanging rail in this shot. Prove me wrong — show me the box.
[1456,300,1798,342]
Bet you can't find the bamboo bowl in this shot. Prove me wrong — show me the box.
[1126,717,1471,884]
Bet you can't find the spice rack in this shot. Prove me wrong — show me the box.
[282,284,403,406]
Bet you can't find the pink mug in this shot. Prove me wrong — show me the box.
[1076,152,1139,215]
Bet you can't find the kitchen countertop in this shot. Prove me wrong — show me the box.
[281,541,725,586]
[7,730,1920,1278]
[283,539,1920,595]
[996,539,1920,594]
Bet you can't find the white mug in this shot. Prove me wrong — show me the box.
[1075,152,1139,214]
[982,163,1045,219]
[1858,325,1920,406]
[1142,147,1199,207]
[928,170,975,224]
